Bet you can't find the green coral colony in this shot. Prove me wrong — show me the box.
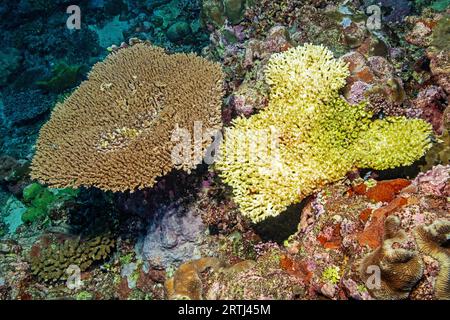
[216,44,433,222]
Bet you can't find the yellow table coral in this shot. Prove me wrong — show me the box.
[215,44,433,223]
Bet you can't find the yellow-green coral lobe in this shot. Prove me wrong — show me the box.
[215,44,433,223]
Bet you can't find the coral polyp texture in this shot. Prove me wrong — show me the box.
[30,43,224,192]
[215,44,433,223]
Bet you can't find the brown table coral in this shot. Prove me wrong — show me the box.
[31,43,224,192]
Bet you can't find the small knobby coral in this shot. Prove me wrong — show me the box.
[30,235,115,283]
[215,44,433,223]
[31,43,224,192]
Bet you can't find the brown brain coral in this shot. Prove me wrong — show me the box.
[414,219,450,300]
[359,215,424,300]
[31,43,224,192]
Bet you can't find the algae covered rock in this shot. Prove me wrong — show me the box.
[430,14,450,52]
[223,0,247,24]
[36,61,85,93]
[1,195,26,234]
[139,199,207,269]
[201,0,225,26]
[0,89,53,126]
[166,250,304,300]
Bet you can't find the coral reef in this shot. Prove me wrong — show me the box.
[175,164,447,300]
[31,42,224,192]
[264,44,349,103]
[0,0,449,302]
[342,53,409,116]
[201,0,250,27]
[413,85,448,135]
[137,0,209,51]
[405,13,450,95]
[414,219,450,300]
[242,0,328,38]
[415,164,450,195]
[216,44,433,223]
[430,14,450,51]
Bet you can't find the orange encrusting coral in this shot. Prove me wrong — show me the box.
[359,208,373,223]
[357,197,408,249]
[350,179,411,202]
[279,254,314,284]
